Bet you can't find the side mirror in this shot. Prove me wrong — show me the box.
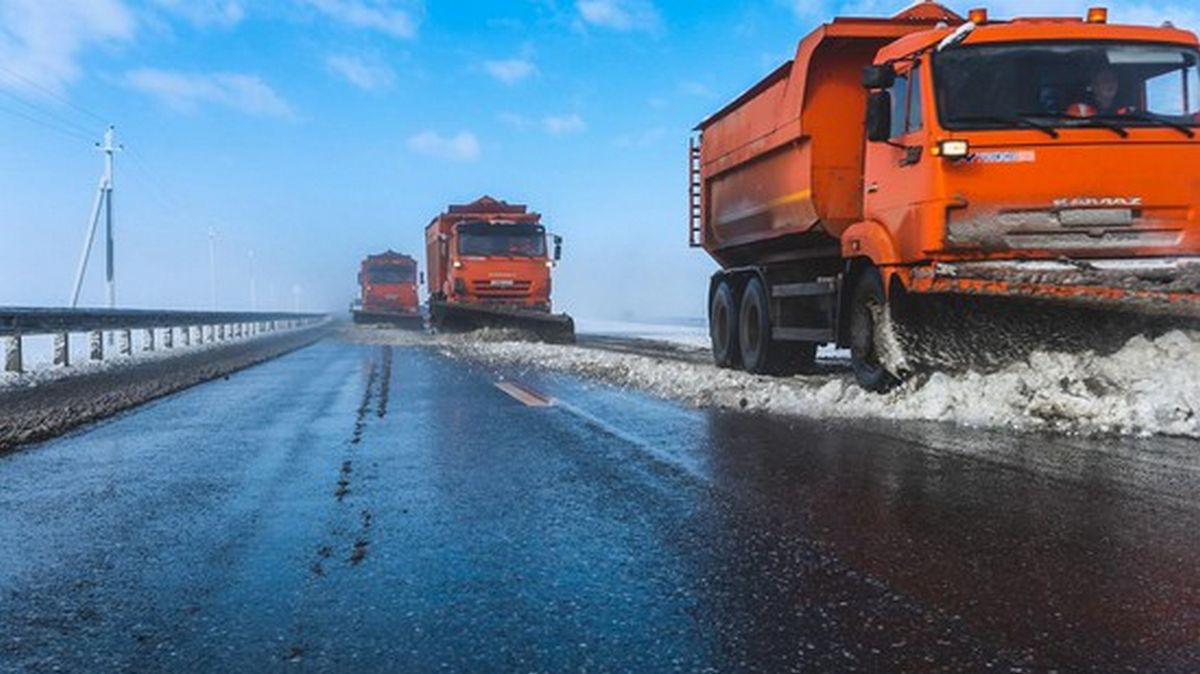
[866,91,892,143]
[862,64,896,90]
[553,235,563,262]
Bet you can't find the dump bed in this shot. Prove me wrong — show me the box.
[695,3,961,268]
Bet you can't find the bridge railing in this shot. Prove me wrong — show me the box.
[0,307,327,374]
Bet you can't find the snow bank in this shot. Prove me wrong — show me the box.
[441,330,1200,438]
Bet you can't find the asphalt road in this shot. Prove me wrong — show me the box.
[2,338,1198,673]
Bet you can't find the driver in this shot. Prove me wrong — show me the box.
[1066,68,1134,117]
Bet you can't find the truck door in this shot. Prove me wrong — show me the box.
[863,60,932,259]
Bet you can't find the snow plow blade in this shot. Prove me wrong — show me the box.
[429,301,575,344]
[352,310,425,330]
[891,258,1200,372]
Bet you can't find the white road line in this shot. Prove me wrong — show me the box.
[494,381,554,407]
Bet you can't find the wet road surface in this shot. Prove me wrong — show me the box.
[2,338,1198,672]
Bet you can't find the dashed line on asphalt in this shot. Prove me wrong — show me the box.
[494,381,555,407]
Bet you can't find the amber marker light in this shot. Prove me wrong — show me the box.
[1087,7,1108,23]
[968,8,989,24]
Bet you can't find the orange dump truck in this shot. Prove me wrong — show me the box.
[691,1,1200,390]
[425,196,574,342]
[352,251,423,328]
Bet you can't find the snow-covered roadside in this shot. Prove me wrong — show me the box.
[0,324,324,391]
[436,331,1200,439]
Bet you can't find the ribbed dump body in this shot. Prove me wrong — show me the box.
[696,4,961,268]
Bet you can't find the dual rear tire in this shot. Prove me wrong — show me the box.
[710,277,816,376]
[711,269,905,391]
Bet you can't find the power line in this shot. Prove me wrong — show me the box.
[0,102,95,144]
[0,86,98,139]
[0,65,110,126]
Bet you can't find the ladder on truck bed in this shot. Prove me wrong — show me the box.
[688,136,702,248]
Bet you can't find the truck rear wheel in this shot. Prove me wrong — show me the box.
[738,277,814,375]
[849,269,902,392]
[710,280,740,368]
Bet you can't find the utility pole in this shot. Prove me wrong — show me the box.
[208,227,218,310]
[70,125,120,308]
[248,249,257,310]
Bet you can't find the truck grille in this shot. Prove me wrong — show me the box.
[472,279,532,299]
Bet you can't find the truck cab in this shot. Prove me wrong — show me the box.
[426,197,562,312]
[353,251,422,325]
[855,12,1200,283]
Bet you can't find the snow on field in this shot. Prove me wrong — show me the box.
[439,330,1200,439]
[574,318,711,349]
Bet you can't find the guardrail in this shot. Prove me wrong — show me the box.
[0,307,328,374]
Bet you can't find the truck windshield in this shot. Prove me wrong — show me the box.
[935,42,1200,131]
[368,266,415,284]
[457,222,547,257]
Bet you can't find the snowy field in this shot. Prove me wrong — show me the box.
[573,318,711,349]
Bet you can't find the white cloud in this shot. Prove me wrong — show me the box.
[0,0,135,94]
[615,126,667,148]
[483,57,537,85]
[499,112,587,136]
[576,0,660,32]
[543,113,586,135]
[300,0,418,39]
[125,68,295,118]
[153,0,244,28]
[326,54,395,91]
[679,81,712,97]
[498,112,532,129]
[407,130,480,162]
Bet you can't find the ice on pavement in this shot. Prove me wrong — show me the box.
[441,330,1200,438]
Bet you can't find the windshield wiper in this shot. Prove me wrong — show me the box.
[1019,111,1129,138]
[952,114,1059,138]
[1095,112,1196,139]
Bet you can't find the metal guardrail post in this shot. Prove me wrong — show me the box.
[53,333,69,367]
[5,335,21,373]
[164,327,174,350]
[119,329,132,356]
[143,328,155,352]
[181,326,191,347]
[90,330,104,361]
[218,325,226,341]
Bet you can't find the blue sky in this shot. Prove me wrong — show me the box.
[1,0,1196,319]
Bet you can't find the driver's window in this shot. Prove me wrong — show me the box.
[889,68,922,138]
[889,73,909,138]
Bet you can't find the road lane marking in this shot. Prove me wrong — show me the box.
[494,381,554,407]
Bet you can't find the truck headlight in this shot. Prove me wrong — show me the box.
[933,139,970,159]
[452,260,463,269]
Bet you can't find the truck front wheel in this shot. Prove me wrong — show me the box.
[849,269,902,392]
[710,280,740,368]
